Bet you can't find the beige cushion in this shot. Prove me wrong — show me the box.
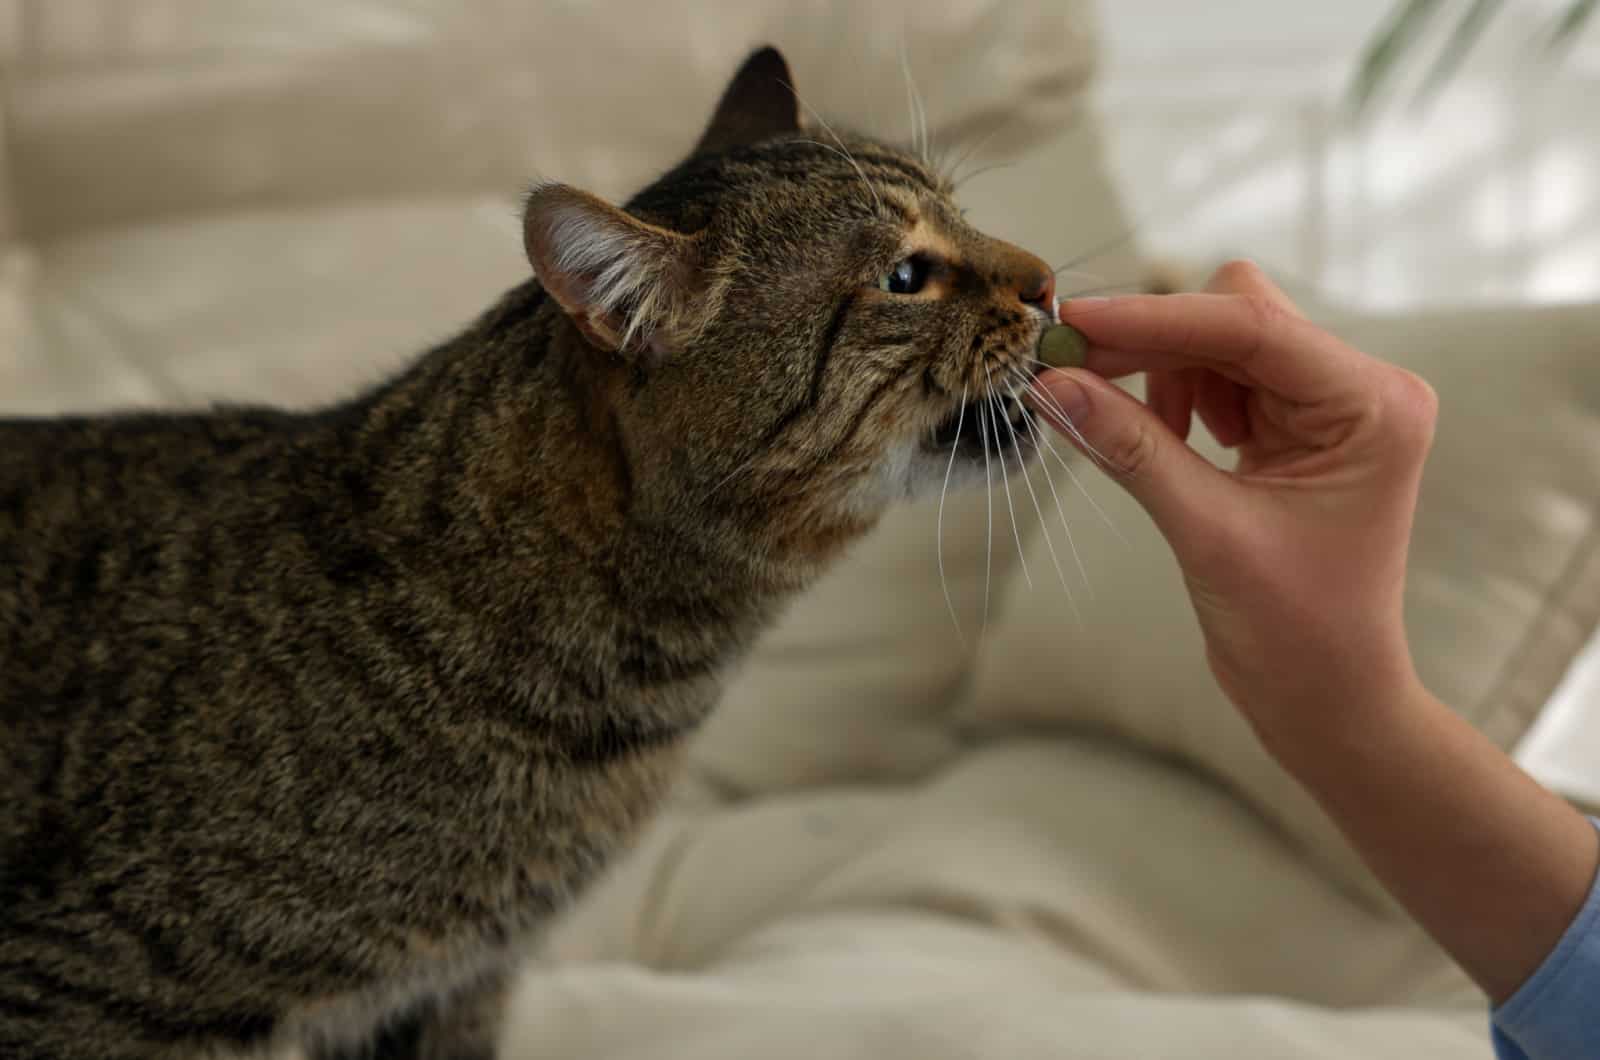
[520,737,1482,1059]
[0,0,1097,359]
[964,298,1600,904]
[1,0,1095,242]
[0,0,1120,764]
[0,2,1510,1055]
[0,0,1125,791]
[0,0,1110,780]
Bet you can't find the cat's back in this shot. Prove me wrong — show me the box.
[1,406,302,798]
[1,406,310,518]
[0,407,339,838]
[0,403,392,1058]
[1,407,308,542]
[1,407,311,668]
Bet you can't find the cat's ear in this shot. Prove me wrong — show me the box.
[523,183,702,358]
[691,45,801,157]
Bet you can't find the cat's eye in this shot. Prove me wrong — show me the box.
[877,256,929,295]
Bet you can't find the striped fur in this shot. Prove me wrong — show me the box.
[1,46,1061,1059]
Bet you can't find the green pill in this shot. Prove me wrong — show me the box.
[1037,323,1087,369]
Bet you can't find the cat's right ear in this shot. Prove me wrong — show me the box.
[691,46,801,157]
[523,183,702,359]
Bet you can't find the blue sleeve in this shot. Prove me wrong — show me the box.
[1490,818,1600,1060]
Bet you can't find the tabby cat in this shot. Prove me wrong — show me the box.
[0,47,1059,1059]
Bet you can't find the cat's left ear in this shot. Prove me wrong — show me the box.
[523,183,703,358]
[692,46,801,157]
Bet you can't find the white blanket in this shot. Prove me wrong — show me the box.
[505,740,1488,1058]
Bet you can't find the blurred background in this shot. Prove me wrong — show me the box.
[3,0,1597,397]
[0,0,1594,873]
[0,0,1594,884]
[1098,0,1600,310]
[2,6,1597,1056]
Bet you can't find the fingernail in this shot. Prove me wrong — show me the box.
[1043,370,1091,423]
[1060,297,1110,316]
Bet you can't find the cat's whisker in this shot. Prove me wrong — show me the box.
[1025,402,1129,548]
[1051,217,1153,281]
[1001,396,1079,624]
[951,160,1018,193]
[944,113,1021,191]
[930,140,961,187]
[701,445,771,505]
[921,91,934,171]
[1051,266,1108,285]
[897,36,932,167]
[912,71,931,167]
[920,109,934,172]
[936,382,970,642]
[986,384,1031,592]
[1019,366,1122,471]
[793,137,883,214]
[781,76,885,215]
[897,39,917,161]
[1058,280,1153,299]
[978,396,994,638]
[1023,380,1110,471]
[1016,399,1096,606]
[1010,367,1127,547]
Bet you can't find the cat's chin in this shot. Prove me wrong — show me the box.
[831,391,1046,516]
[892,416,1042,508]
[925,391,1031,455]
[908,438,1039,499]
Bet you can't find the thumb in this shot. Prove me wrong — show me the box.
[1031,368,1229,545]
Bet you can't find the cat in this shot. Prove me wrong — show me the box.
[0,45,1059,1060]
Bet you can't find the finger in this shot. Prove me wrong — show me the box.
[1083,346,1201,381]
[1060,293,1365,405]
[1030,367,1231,546]
[1203,259,1307,320]
[1194,369,1252,447]
[1147,369,1195,442]
[1083,347,1260,387]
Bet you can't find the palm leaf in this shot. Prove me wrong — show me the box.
[1349,0,1598,117]
[1413,0,1503,110]
[1348,0,1447,114]
[1549,0,1600,51]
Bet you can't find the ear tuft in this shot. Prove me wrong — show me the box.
[523,183,700,357]
[692,46,801,157]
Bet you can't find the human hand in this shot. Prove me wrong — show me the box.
[1035,263,1600,1016]
[1033,261,1439,746]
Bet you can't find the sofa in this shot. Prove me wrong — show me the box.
[3,2,1596,1057]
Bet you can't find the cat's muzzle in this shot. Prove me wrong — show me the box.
[927,388,1034,459]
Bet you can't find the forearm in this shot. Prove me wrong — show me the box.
[1261,682,1600,1004]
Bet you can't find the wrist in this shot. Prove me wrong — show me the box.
[1246,662,1435,780]
[1246,675,1599,1005]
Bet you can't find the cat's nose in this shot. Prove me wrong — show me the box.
[985,239,1057,315]
[1016,267,1056,314]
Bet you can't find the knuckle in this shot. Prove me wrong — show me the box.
[1233,291,1289,367]
[1384,369,1439,451]
[1238,290,1288,332]
[1390,367,1438,419]
[1212,258,1265,292]
[1404,370,1439,416]
[1108,417,1160,480]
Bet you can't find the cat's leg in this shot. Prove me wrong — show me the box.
[410,968,508,1060]
[288,951,513,1060]
[308,977,506,1060]
[195,1039,308,1060]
